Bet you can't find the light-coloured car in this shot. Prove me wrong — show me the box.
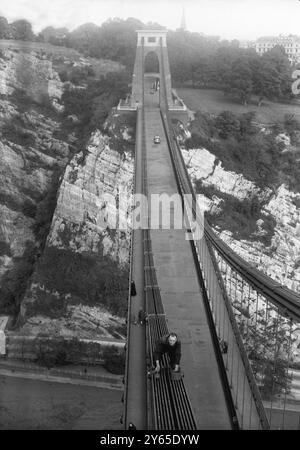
[154,135,161,144]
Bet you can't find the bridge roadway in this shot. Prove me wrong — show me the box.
[143,100,232,428]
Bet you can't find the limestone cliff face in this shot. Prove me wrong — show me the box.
[0,48,68,297]
[182,147,300,293]
[48,130,133,264]
[182,148,261,200]
[18,128,133,340]
[0,48,63,103]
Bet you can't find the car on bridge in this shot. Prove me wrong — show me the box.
[154,135,161,144]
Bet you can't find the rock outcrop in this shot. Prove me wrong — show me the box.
[0,49,63,102]
[18,127,133,339]
[182,146,300,293]
[48,130,133,264]
[0,48,68,295]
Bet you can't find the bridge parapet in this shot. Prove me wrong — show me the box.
[117,97,137,111]
[170,89,187,111]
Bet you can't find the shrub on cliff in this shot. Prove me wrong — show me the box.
[60,69,130,157]
[102,345,125,375]
[197,182,276,246]
[0,241,36,315]
[31,246,128,317]
[33,167,62,246]
[0,241,11,257]
[1,119,36,148]
[36,339,69,368]
[187,109,300,190]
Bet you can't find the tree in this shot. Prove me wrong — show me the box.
[211,46,242,89]
[0,16,11,39]
[252,56,284,103]
[215,111,241,139]
[224,57,253,105]
[10,19,35,41]
[235,301,294,401]
[66,23,101,55]
[66,17,144,69]
[239,111,257,137]
[102,345,125,374]
[36,339,69,368]
[97,18,144,69]
[283,114,300,144]
[37,26,69,46]
[193,56,216,88]
[248,317,293,400]
[0,241,37,315]
[168,30,221,86]
[255,46,293,101]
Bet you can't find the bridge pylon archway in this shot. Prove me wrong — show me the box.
[131,30,173,109]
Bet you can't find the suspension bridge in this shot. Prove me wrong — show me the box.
[120,30,300,430]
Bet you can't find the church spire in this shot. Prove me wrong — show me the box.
[180,5,187,31]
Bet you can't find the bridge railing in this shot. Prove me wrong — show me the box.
[123,105,141,429]
[209,245,300,429]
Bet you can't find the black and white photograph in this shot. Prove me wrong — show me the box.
[0,0,299,433]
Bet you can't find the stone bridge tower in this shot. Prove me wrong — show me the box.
[131,30,173,109]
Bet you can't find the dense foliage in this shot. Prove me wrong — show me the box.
[57,69,131,160]
[102,345,125,374]
[1,15,298,104]
[0,17,34,40]
[0,241,37,315]
[26,246,128,318]
[172,41,294,103]
[187,110,300,191]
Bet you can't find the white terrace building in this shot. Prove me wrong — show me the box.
[240,35,300,65]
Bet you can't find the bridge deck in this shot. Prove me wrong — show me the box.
[144,104,232,429]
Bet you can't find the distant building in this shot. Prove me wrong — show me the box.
[239,35,300,64]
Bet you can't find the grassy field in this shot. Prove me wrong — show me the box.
[0,39,123,77]
[177,88,300,124]
[0,39,81,57]
[0,375,122,430]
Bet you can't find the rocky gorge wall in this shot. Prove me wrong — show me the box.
[0,43,134,344]
[18,126,134,340]
[181,146,300,293]
[0,47,68,315]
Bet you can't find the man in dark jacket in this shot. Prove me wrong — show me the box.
[153,332,181,373]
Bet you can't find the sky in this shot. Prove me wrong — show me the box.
[0,0,300,41]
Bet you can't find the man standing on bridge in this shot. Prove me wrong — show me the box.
[153,332,181,373]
